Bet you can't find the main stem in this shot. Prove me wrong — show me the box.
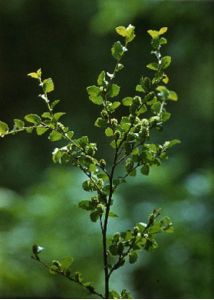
[102,147,119,298]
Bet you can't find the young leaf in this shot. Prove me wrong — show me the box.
[74,272,82,283]
[42,112,52,119]
[43,78,54,93]
[49,130,63,142]
[161,56,171,69]
[79,200,91,211]
[121,289,132,299]
[147,27,168,39]
[109,290,120,299]
[129,251,138,264]
[87,85,103,105]
[51,99,60,109]
[14,119,25,129]
[108,84,120,98]
[0,121,9,137]
[111,101,121,110]
[141,164,150,175]
[147,29,159,39]
[105,127,114,137]
[109,211,118,218]
[146,62,159,71]
[159,27,168,35]
[36,126,49,136]
[111,41,124,61]
[168,91,178,101]
[136,84,145,92]
[61,256,74,272]
[163,139,181,149]
[97,70,106,86]
[116,24,136,43]
[24,114,41,125]
[54,112,66,121]
[27,72,39,79]
[90,211,100,222]
[122,97,133,106]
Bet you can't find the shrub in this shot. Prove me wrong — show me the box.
[0,24,180,299]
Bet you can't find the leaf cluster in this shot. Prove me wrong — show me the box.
[0,24,180,299]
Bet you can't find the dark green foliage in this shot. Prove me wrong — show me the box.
[0,24,179,299]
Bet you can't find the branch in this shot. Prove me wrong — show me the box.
[32,256,104,299]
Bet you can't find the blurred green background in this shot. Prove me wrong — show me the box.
[0,0,213,298]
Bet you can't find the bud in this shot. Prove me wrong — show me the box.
[101,110,108,119]
[114,130,121,139]
[99,159,106,168]
[110,118,118,127]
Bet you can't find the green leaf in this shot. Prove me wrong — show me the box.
[84,282,95,293]
[151,101,161,113]
[136,84,145,93]
[87,85,103,105]
[82,180,93,192]
[161,111,171,122]
[108,84,120,98]
[111,41,124,61]
[109,211,118,218]
[105,127,114,137]
[136,222,147,232]
[116,26,127,37]
[90,211,100,222]
[129,251,138,264]
[14,119,25,130]
[42,112,52,119]
[49,260,62,274]
[137,104,147,115]
[54,112,66,121]
[121,289,132,299]
[115,63,124,72]
[148,27,168,39]
[163,139,181,149]
[146,62,159,71]
[168,91,178,101]
[162,74,169,84]
[156,85,169,99]
[160,216,174,233]
[24,114,41,125]
[97,70,106,86]
[116,24,136,43]
[125,158,134,173]
[79,200,91,211]
[109,244,118,256]
[43,78,54,93]
[160,37,167,45]
[74,272,82,283]
[94,117,106,128]
[147,29,159,39]
[25,127,34,133]
[89,163,96,172]
[141,164,150,175]
[111,101,121,110]
[159,27,168,35]
[36,126,49,136]
[66,131,74,139]
[161,56,171,69]
[61,256,73,271]
[27,72,39,79]
[49,130,63,142]
[109,290,120,299]
[77,136,89,147]
[122,97,133,106]
[51,99,60,109]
